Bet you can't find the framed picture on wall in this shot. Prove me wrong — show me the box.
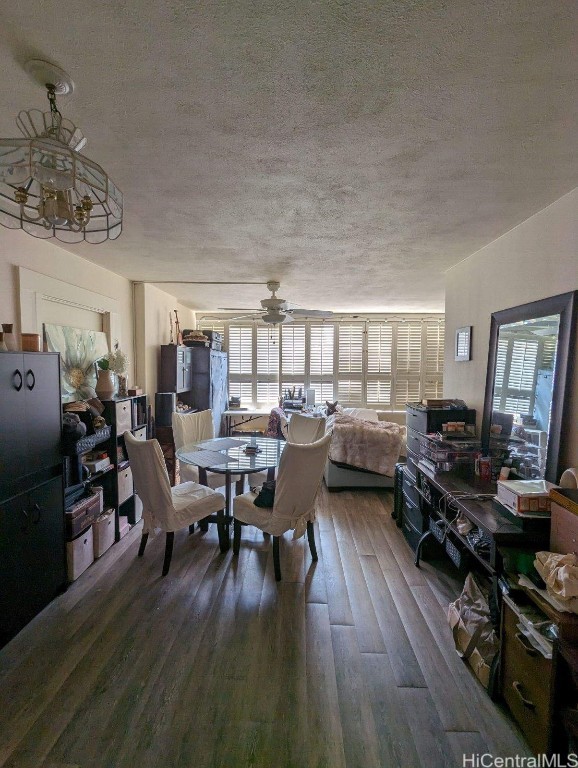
[455,326,472,361]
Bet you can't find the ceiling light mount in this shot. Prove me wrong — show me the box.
[0,60,122,243]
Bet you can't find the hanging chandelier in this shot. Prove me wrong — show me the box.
[0,60,122,243]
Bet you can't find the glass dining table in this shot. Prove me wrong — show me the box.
[176,436,285,544]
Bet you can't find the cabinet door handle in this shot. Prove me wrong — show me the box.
[515,632,537,656]
[13,369,23,392]
[26,369,36,390]
[512,681,536,709]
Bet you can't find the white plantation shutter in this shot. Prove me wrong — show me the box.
[493,331,540,416]
[217,314,444,409]
[394,322,422,408]
[228,325,253,406]
[366,323,393,406]
[310,324,335,403]
[256,326,279,406]
[281,324,306,400]
[423,320,445,400]
[337,323,364,405]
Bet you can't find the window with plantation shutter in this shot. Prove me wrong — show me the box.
[423,320,445,400]
[228,325,253,405]
[337,323,364,405]
[256,326,279,406]
[394,322,422,408]
[310,324,335,403]
[493,331,540,416]
[200,314,444,409]
[366,323,393,406]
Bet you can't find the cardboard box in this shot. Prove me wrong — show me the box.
[496,478,557,514]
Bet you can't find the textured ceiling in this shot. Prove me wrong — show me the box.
[0,1,576,313]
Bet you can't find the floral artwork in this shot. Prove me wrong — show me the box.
[44,323,109,403]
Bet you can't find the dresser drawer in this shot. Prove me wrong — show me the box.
[501,600,554,754]
[117,465,133,505]
[115,400,132,435]
[403,492,426,533]
[402,470,420,508]
[406,427,421,457]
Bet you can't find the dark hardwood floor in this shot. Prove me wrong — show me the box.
[0,485,530,768]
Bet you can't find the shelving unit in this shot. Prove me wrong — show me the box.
[101,394,148,534]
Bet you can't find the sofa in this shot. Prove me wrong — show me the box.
[324,408,406,491]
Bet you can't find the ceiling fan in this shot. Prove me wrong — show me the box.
[219,281,334,325]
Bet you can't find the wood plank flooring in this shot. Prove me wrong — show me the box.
[0,486,530,768]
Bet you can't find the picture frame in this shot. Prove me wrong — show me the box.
[455,326,472,362]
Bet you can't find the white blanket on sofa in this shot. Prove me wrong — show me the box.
[326,412,404,476]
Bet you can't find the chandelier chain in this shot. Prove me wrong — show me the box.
[46,84,62,135]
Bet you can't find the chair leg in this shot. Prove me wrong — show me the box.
[138,532,149,557]
[199,518,209,532]
[306,521,318,562]
[273,536,282,581]
[188,523,195,534]
[217,510,230,553]
[162,532,175,576]
[233,519,242,555]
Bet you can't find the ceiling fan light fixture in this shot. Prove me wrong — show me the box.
[0,60,122,243]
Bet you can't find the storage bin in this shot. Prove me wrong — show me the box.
[115,399,132,434]
[117,465,133,505]
[403,492,426,533]
[65,491,102,540]
[93,509,115,558]
[406,404,476,435]
[132,427,147,441]
[66,527,94,581]
[118,515,130,538]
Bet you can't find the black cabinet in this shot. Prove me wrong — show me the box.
[189,348,228,437]
[159,345,192,393]
[159,344,228,437]
[0,352,66,647]
[0,477,65,644]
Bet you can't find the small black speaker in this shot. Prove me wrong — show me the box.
[155,392,176,427]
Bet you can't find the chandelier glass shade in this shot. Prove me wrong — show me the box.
[0,85,122,243]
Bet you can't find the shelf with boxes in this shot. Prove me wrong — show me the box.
[63,393,149,583]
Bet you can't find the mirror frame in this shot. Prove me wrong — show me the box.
[482,290,577,483]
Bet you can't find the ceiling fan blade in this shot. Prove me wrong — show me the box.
[287,308,334,318]
[218,307,262,311]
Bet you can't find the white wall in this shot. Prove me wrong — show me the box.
[133,283,194,411]
[444,188,578,473]
[0,229,194,404]
[0,227,134,360]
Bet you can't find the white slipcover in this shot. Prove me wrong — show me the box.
[234,432,331,539]
[172,410,241,488]
[124,431,225,535]
[286,412,326,444]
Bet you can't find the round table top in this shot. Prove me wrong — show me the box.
[176,436,285,474]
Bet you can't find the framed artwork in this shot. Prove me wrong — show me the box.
[455,326,472,362]
[44,323,109,402]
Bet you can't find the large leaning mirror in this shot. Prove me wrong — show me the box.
[482,291,577,484]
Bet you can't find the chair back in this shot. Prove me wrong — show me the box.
[124,431,174,532]
[172,409,214,451]
[273,432,332,529]
[287,413,326,444]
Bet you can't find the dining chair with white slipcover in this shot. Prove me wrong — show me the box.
[124,431,228,576]
[172,409,243,502]
[233,432,331,581]
[286,412,326,444]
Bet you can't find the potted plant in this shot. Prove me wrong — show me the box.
[95,343,129,399]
